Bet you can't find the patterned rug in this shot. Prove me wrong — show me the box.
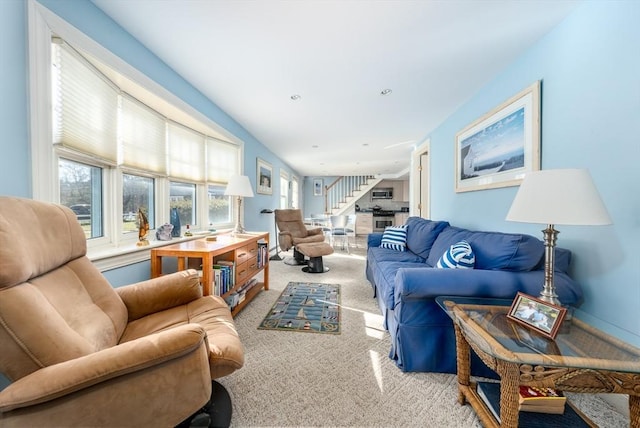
[258,282,340,334]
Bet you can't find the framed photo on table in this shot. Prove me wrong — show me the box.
[455,81,541,193]
[507,292,566,339]
[256,158,273,195]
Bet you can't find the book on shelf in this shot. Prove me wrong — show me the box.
[257,239,268,268]
[475,382,592,427]
[519,403,566,415]
[518,385,566,414]
[213,260,235,296]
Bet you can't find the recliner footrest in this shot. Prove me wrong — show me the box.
[296,242,334,274]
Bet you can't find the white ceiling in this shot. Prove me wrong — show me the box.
[91,0,579,178]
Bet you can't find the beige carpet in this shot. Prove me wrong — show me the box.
[221,238,628,427]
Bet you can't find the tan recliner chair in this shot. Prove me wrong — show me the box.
[0,197,244,427]
[274,209,325,265]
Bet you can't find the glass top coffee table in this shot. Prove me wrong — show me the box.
[436,296,640,428]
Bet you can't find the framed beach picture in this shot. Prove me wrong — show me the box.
[455,81,541,193]
[507,292,566,340]
[256,158,273,195]
[313,178,323,196]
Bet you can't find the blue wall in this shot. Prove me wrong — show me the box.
[303,176,340,215]
[0,0,30,197]
[426,0,639,345]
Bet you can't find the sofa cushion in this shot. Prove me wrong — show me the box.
[436,241,475,269]
[404,217,450,259]
[380,225,408,251]
[427,226,543,272]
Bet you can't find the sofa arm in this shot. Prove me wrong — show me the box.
[117,269,202,321]
[394,268,582,306]
[0,324,208,413]
[368,233,383,248]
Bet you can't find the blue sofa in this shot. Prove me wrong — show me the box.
[366,216,583,374]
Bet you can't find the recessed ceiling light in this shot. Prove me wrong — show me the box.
[290,94,301,100]
[380,89,392,96]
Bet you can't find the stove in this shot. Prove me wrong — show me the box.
[372,210,395,232]
[372,210,395,217]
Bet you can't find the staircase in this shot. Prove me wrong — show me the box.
[324,175,381,215]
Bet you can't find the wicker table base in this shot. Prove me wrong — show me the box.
[439,297,640,428]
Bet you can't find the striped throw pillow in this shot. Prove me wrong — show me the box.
[436,240,475,269]
[380,225,408,252]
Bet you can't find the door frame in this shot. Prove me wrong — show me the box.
[410,139,430,218]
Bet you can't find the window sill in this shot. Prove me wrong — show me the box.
[89,229,233,272]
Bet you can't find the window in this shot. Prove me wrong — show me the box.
[291,176,299,209]
[279,171,289,209]
[170,181,197,230]
[123,174,154,233]
[59,158,103,239]
[29,3,244,268]
[208,184,231,226]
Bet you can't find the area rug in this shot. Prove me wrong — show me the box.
[258,282,340,334]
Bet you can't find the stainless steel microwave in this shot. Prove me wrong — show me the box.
[371,188,393,199]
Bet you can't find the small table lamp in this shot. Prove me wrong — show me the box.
[506,169,611,305]
[225,175,254,234]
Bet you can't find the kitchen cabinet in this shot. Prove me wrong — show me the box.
[395,212,409,226]
[355,213,373,235]
[401,180,410,202]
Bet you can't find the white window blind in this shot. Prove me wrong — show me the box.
[52,41,118,163]
[207,138,239,182]
[168,122,205,182]
[120,94,167,174]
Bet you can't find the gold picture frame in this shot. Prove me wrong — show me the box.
[455,81,541,193]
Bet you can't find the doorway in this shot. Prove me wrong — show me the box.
[411,140,430,218]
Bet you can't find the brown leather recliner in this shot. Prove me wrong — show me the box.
[274,209,325,265]
[0,197,244,427]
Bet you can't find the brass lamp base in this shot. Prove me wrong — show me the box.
[233,196,245,235]
[539,224,561,306]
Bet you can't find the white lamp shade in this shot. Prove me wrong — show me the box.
[506,169,612,225]
[224,174,254,197]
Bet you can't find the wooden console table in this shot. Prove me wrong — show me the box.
[436,296,640,428]
[150,232,269,316]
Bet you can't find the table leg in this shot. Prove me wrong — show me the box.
[630,394,639,428]
[454,324,470,405]
[201,256,212,296]
[496,360,520,428]
[150,254,161,278]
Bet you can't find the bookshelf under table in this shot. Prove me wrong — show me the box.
[150,232,269,316]
[436,296,640,428]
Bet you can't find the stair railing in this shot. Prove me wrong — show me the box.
[324,175,375,214]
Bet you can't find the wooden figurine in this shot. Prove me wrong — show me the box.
[136,208,150,246]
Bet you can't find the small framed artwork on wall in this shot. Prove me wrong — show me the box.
[256,158,273,195]
[313,179,323,196]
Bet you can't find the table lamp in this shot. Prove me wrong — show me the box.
[224,175,254,234]
[506,169,611,305]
